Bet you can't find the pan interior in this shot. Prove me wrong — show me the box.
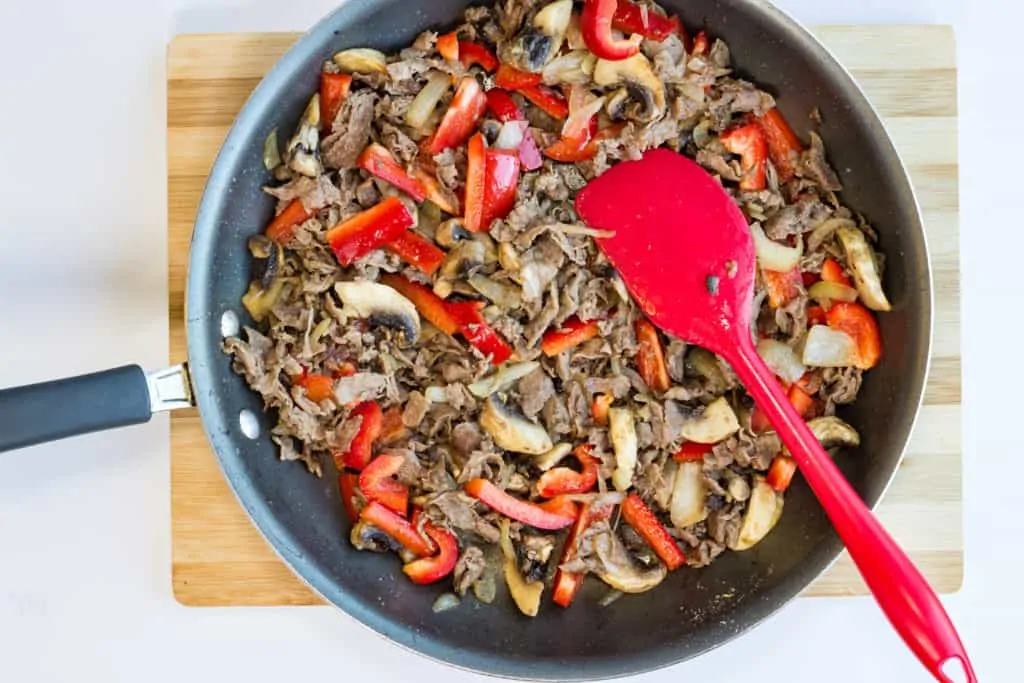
[185,1,931,678]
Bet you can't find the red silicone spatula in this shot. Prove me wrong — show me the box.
[575,148,975,683]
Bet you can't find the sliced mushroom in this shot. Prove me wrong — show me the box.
[468,274,523,309]
[333,281,421,343]
[604,87,631,120]
[836,226,892,311]
[678,397,740,444]
[592,528,668,593]
[520,533,556,582]
[500,519,544,617]
[498,242,522,272]
[435,218,471,248]
[669,460,706,529]
[806,416,861,448]
[608,407,638,492]
[241,236,285,322]
[468,361,541,398]
[440,239,488,280]
[332,48,388,74]
[350,521,401,553]
[533,442,573,471]
[729,479,784,551]
[592,53,666,122]
[480,395,553,455]
[499,0,573,72]
[542,49,597,85]
[286,95,321,177]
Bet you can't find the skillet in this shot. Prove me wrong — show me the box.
[0,0,931,678]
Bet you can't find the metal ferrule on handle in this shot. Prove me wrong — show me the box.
[0,364,193,453]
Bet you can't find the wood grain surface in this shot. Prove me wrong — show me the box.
[168,26,960,606]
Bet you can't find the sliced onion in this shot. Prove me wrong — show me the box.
[332,48,388,73]
[542,50,597,85]
[562,86,605,139]
[518,128,544,171]
[807,280,859,308]
[262,127,281,170]
[424,386,448,402]
[836,225,892,312]
[406,71,451,130]
[801,325,858,367]
[494,120,526,151]
[807,217,855,252]
[751,223,803,272]
[757,339,806,384]
[468,361,540,398]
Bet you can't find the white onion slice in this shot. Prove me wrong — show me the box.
[807,280,859,308]
[494,120,526,151]
[757,338,806,384]
[751,223,803,272]
[801,325,858,367]
[406,71,451,130]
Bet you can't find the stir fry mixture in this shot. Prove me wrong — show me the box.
[224,0,891,613]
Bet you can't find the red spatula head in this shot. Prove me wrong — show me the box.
[575,148,755,355]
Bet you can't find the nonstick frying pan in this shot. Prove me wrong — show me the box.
[0,0,931,678]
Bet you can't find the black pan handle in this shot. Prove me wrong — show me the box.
[0,364,192,453]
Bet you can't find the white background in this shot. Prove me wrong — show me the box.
[0,0,1010,681]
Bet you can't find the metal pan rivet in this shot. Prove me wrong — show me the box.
[220,310,240,338]
[239,410,260,439]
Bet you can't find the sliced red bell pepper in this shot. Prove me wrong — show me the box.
[802,271,820,287]
[552,501,614,607]
[384,230,446,275]
[293,372,334,403]
[612,0,682,40]
[537,495,579,520]
[621,493,686,570]
[464,132,488,233]
[411,167,461,215]
[787,383,816,419]
[378,274,460,336]
[721,122,767,191]
[519,84,569,120]
[465,134,521,233]
[464,478,575,530]
[581,0,642,61]
[757,108,803,183]
[402,523,459,584]
[357,142,428,202]
[494,63,542,90]
[544,121,625,163]
[673,441,713,462]
[635,318,671,393]
[762,266,803,308]
[482,148,521,229]
[536,445,600,498]
[335,401,384,471]
[825,302,883,369]
[820,258,852,286]
[540,317,601,357]
[359,453,410,515]
[691,30,709,56]
[807,304,827,327]
[750,405,772,434]
[458,41,498,72]
[319,72,353,132]
[359,501,437,557]
[339,472,361,522]
[265,198,313,243]
[437,31,459,62]
[446,301,514,365]
[766,454,798,492]
[332,360,358,378]
[485,89,544,171]
[591,393,613,426]
[426,76,487,155]
[325,196,415,266]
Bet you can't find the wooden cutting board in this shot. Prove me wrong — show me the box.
[168,26,960,606]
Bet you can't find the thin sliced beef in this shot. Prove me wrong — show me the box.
[764,195,832,240]
[323,90,377,169]
[517,367,555,418]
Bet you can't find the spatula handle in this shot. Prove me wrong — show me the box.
[725,337,975,683]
